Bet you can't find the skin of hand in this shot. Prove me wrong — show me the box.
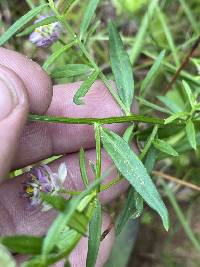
[0,47,136,266]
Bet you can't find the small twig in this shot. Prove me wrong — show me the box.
[153,170,200,192]
[100,222,114,241]
[164,36,200,92]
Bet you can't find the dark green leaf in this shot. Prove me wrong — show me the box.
[73,70,99,105]
[186,119,196,150]
[0,4,48,46]
[64,260,71,267]
[116,188,143,235]
[1,236,43,255]
[17,16,57,37]
[51,64,93,79]
[80,0,100,40]
[100,127,169,230]
[86,199,102,267]
[153,139,179,156]
[109,21,134,111]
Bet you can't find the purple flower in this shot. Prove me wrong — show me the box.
[29,15,63,47]
[23,163,67,211]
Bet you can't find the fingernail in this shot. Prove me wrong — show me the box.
[0,78,19,121]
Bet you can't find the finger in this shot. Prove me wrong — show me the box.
[0,149,128,235]
[15,213,115,267]
[0,65,29,182]
[13,81,137,168]
[0,48,52,114]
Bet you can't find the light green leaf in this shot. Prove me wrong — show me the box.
[100,127,169,230]
[157,96,182,113]
[17,16,57,37]
[0,244,16,267]
[80,0,100,40]
[109,21,134,111]
[80,147,89,187]
[164,112,188,124]
[140,51,165,95]
[0,236,43,255]
[43,41,75,71]
[116,188,143,235]
[153,139,179,156]
[186,119,196,150]
[0,4,48,46]
[86,199,102,267]
[182,80,195,108]
[51,64,93,79]
[73,70,99,105]
[137,97,172,114]
[42,178,102,255]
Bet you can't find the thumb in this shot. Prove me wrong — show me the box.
[0,65,29,182]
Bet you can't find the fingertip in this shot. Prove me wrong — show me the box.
[0,48,53,114]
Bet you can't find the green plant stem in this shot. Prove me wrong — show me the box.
[28,113,200,126]
[161,179,200,252]
[94,124,102,181]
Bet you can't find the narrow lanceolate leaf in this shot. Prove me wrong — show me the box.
[86,200,102,267]
[116,188,143,235]
[182,80,195,108]
[51,64,93,79]
[73,70,99,105]
[140,51,165,95]
[43,41,75,71]
[186,120,196,150]
[0,236,43,255]
[100,127,169,230]
[109,21,134,111]
[0,4,48,46]
[17,16,57,37]
[80,0,100,40]
[153,139,179,157]
[80,147,89,187]
[157,96,182,113]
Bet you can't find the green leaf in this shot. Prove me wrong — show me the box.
[43,41,75,71]
[137,97,172,114]
[140,51,165,95]
[186,119,196,150]
[80,0,100,40]
[157,96,182,113]
[42,178,102,255]
[0,244,16,267]
[0,4,48,46]
[73,70,99,105]
[1,236,43,255]
[108,21,134,111]
[153,139,179,156]
[41,193,88,235]
[100,127,169,230]
[51,64,93,79]
[182,80,195,108]
[164,112,188,124]
[116,188,143,235]
[17,16,57,37]
[86,199,102,267]
[123,124,134,143]
[80,147,89,187]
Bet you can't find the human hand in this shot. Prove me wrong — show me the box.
[0,48,132,266]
